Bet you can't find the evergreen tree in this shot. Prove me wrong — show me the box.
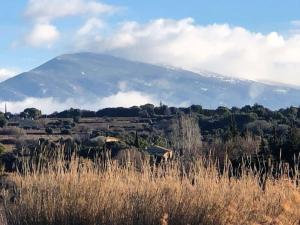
[134,131,140,148]
[226,115,239,141]
[0,114,7,128]
[283,126,300,162]
[269,126,282,160]
[259,137,269,156]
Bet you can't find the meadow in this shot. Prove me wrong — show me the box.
[1,155,300,225]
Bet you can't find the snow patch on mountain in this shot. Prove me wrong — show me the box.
[0,52,300,110]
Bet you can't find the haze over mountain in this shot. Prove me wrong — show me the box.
[0,52,299,110]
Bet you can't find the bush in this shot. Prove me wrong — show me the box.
[0,127,25,136]
[0,115,7,128]
[0,139,16,145]
[73,116,81,123]
[61,129,71,135]
[21,108,42,119]
[45,127,53,134]
[0,143,5,154]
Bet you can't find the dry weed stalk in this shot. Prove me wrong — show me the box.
[1,156,300,225]
[160,213,168,225]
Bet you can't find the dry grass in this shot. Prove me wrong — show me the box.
[2,157,300,225]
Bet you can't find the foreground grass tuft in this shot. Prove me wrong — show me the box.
[2,158,300,225]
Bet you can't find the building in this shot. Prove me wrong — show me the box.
[105,136,121,143]
[90,136,121,145]
[145,145,173,162]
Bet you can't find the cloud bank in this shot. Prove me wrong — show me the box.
[25,0,116,22]
[5,1,300,112]
[0,68,19,82]
[20,1,300,85]
[25,23,60,47]
[24,0,117,47]
[0,91,157,114]
[74,18,300,85]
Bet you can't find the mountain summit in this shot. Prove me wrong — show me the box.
[0,52,299,109]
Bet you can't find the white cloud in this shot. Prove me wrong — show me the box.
[0,68,19,82]
[100,91,157,108]
[1,91,157,114]
[290,20,300,35]
[74,18,300,85]
[291,20,300,27]
[25,0,117,23]
[23,0,117,48]
[25,23,60,47]
[77,18,104,36]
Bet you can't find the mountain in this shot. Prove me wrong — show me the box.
[0,52,300,109]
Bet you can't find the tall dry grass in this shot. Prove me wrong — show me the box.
[2,156,300,225]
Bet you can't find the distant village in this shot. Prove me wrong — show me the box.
[0,105,177,170]
[2,103,300,171]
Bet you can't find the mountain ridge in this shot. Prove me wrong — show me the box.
[0,52,299,109]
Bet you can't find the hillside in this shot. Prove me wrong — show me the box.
[0,52,300,108]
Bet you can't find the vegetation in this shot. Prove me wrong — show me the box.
[2,104,300,169]
[20,108,42,120]
[1,156,300,225]
[45,127,53,135]
[0,113,7,128]
[1,104,300,224]
[0,143,5,154]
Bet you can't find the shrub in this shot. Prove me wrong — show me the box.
[0,139,16,145]
[61,129,71,135]
[45,127,53,134]
[0,127,25,136]
[73,116,80,123]
[21,108,42,119]
[0,143,5,154]
[0,115,7,128]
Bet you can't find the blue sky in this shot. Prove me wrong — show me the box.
[109,0,300,31]
[0,0,300,85]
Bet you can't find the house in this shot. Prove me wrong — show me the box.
[145,145,173,162]
[90,136,121,145]
[105,136,120,143]
[113,148,148,168]
[7,122,20,127]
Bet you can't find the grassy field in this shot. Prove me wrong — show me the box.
[1,157,300,225]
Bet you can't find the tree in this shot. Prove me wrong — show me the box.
[21,108,42,119]
[0,143,5,154]
[191,105,203,114]
[282,127,300,162]
[61,129,71,135]
[134,131,140,148]
[170,114,202,158]
[0,114,7,128]
[73,116,81,123]
[154,105,171,116]
[152,135,168,147]
[230,115,239,137]
[269,126,282,160]
[45,127,53,135]
[259,138,269,156]
[216,106,231,116]
[140,104,155,117]
[225,115,239,140]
